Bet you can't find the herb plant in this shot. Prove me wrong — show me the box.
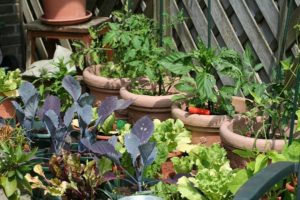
[26,153,112,199]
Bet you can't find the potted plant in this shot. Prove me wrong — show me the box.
[220,57,299,168]
[162,43,257,145]
[41,0,92,25]
[80,11,155,105]
[0,68,21,119]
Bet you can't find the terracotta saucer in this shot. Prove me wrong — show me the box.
[40,10,92,26]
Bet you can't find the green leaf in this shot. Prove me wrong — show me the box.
[132,36,142,49]
[98,157,113,175]
[160,61,193,75]
[228,169,249,194]
[232,149,256,159]
[280,57,292,71]
[254,63,263,71]
[177,177,206,200]
[0,176,17,197]
[100,114,115,134]
[195,72,217,102]
[175,83,196,93]
[254,154,268,174]
[296,110,300,132]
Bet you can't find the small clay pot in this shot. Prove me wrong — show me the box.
[171,96,246,146]
[83,65,130,105]
[0,97,15,119]
[161,161,175,180]
[119,87,174,122]
[43,0,86,20]
[220,116,298,168]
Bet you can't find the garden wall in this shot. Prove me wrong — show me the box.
[0,0,23,68]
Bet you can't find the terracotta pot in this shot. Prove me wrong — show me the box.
[119,87,174,122]
[286,182,295,193]
[43,0,86,20]
[171,96,246,146]
[83,65,130,105]
[219,116,298,168]
[161,161,175,179]
[0,97,15,119]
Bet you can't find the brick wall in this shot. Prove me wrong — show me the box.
[0,0,23,68]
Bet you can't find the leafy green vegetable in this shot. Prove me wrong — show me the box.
[0,69,21,95]
[173,144,235,200]
[150,181,181,200]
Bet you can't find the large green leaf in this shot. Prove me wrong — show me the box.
[253,154,268,173]
[195,72,217,102]
[0,176,17,197]
[228,169,249,194]
[160,61,193,75]
[175,83,196,94]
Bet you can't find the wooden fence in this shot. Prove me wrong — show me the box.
[22,0,300,83]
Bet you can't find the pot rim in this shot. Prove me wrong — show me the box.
[220,117,287,152]
[119,87,174,108]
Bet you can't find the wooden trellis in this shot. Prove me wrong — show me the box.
[22,0,300,83]
[168,0,300,83]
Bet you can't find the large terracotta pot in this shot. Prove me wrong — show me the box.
[219,116,298,168]
[43,0,87,20]
[171,96,246,146]
[83,65,130,105]
[0,96,15,119]
[120,87,174,122]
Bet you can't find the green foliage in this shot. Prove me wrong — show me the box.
[0,140,36,199]
[26,152,112,199]
[163,42,258,116]
[150,181,181,200]
[230,141,300,196]
[71,26,107,70]
[144,119,192,178]
[0,68,22,95]
[172,144,235,200]
[34,59,76,112]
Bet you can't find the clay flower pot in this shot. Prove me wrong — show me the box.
[83,65,130,105]
[0,97,15,119]
[219,116,296,168]
[171,96,246,146]
[41,0,92,25]
[43,0,87,20]
[119,87,174,122]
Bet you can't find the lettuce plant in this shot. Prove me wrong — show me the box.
[12,82,40,138]
[0,68,22,94]
[171,144,235,200]
[81,116,157,193]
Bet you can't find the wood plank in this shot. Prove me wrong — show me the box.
[229,0,275,78]
[170,0,197,52]
[23,0,48,68]
[255,0,279,37]
[286,6,300,49]
[203,0,244,53]
[97,0,117,17]
[181,0,219,48]
[29,0,43,18]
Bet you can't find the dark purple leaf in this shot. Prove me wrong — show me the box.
[24,94,39,119]
[115,99,133,110]
[164,173,190,184]
[11,101,24,124]
[81,138,121,165]
[78,104,93,125]
[79,93,95,106]
[53,127,69,154]
[98,96,133,125]
[103,172,118,182]
[139,142,157,167]
[44,110,59,136]
[63,103,76,127]
[97,96,118,124]
[124,133,140,166]
[37,95,61,120]
[108,136,118,147]
[131,116,154,144]
[18,81,37,105]
[62,75,81,101]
